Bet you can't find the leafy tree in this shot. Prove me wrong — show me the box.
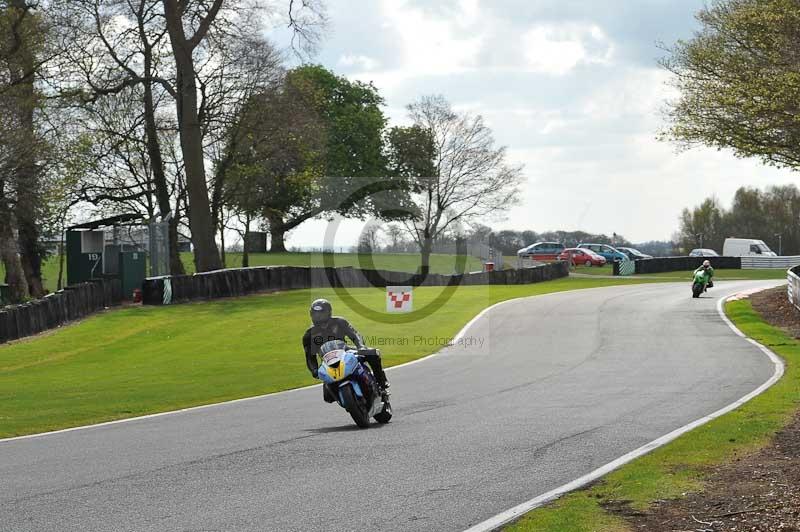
[677,197,726,253]
[677,184,800,255]
[223,72,327,253]
[385,125,437,179]
[225,65,400,252]
[662,0,800,169]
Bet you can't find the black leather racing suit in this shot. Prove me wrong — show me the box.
[302,316,388,389]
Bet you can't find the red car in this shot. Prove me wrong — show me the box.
[558,248,607,267]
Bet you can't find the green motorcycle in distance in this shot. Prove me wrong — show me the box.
[691,268,713,298]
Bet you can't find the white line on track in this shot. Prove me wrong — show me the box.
[461,289,785,532]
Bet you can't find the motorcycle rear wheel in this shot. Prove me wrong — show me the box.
[341,385,370,428]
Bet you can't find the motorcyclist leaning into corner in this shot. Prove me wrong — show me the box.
[694,259,715,291]
[302,299,390,403]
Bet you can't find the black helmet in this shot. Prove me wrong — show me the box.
[310,298,332,326]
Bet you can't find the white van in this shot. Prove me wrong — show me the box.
[722,238,777,257]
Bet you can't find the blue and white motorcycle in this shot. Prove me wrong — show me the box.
[317,340,392,428]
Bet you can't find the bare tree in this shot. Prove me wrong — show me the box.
[50,0,187,273]
[403,95,524,273]
[357,223,382,253]
[51,0,290,273]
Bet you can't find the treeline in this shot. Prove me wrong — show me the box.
[0,1,522,304]
[678,185,800,255]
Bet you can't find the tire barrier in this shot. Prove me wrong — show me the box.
[0,278,122,345]
[788,265,800,312]
[630,256,742,275]
[741,255,800,269]
[613,260,636,276]
[141,262,570,306]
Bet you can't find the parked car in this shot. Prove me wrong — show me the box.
[558,248,607,267]
[517,241,565,261]
[722,238,777,257]
[576,243,629,262]
[616,246,652,260]
[688,248,719,257]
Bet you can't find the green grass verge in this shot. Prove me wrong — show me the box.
[1,252,485,295]
[505,298,800,532]
[0,277,661,438]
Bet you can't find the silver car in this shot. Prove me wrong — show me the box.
[689,248,719,257]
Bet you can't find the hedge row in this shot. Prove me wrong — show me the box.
[629,256,742,275]
[0,279,122,344]
[142,262,570,305]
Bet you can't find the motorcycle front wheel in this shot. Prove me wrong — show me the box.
[341,385,370,428]
[692,282,703,298]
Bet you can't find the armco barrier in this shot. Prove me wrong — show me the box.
[788,266,800,312]
[0,278,122,345]
[742,255,800,269]
[631,256,741,275]
[142,262,570,305]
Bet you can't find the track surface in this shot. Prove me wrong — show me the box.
[0,281,782,532]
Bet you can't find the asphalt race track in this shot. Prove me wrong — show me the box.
[0,281,783,532]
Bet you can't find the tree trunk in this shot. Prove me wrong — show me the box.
[162,0,222,273]
[242,213,251,267]
[142,50,184,276]
[269,226,287,253]
[0,208,29,303]
[10,0,43,297]
[219,218,226,267]
[266,212,287,253]
[420,237,433,275]
[57,239,65,291]
[167,217,184,274]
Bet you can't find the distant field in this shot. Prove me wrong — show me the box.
[1,252,485,295]
[183,252,484,275]
[0,256,65,294]
[574,264,789,280]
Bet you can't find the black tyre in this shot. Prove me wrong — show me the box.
[374,401,392,424]
[692,282,703,298]
[341,385,370,428]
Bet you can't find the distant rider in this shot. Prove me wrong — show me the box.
[302,299,390,401]
[694,259,714,291]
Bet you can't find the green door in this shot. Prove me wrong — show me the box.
[119,251,147,300]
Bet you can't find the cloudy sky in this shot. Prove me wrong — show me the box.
[270,0,798,248]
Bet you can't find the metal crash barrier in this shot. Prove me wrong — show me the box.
[788,265,800,312]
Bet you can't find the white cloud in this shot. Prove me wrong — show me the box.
[379,0,484,76]
[522,23,614,75]
[339,54,380,71]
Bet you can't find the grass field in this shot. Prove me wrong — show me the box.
[0,252,486,295]
[182,251,485,275]
[505,298,800,532]
[0,277,660,438]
